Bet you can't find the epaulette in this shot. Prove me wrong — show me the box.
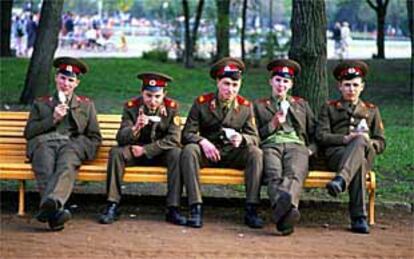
[236,95,251,106]
[363,101,376,109]
[291,96,304,103]
[164,97,178,109]
[125,97,141,108]
[197,92,215,104]
[76,95,90,103]
[327,100,342,108]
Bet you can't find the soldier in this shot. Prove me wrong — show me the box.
[181,57,263,228]
[24,57,102,231]
[98,72,186,226]
[253,59,317,235]
[316,60,386,234]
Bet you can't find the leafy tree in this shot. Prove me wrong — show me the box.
[0,0,14,57]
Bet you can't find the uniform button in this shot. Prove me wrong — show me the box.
[349,125,355,131]
[219,135,224,139]
[350,117,355,123]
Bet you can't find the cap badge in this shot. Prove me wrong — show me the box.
[67,65,73,73]
[282,67,289,73]
[149,80,157,86]
[348,67,356,74]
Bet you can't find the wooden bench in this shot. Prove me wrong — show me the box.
[0,111,376,225]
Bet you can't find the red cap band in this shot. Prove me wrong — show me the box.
[59,64,81,74]
[216,64,241,77]
[142,78,167,87]
[272,66,295,76]
[339,66,364,78]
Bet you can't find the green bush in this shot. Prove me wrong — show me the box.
[142,49,168,63]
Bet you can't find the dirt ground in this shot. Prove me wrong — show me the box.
[1,192,413,259]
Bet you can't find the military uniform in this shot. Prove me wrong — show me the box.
[181,57,263,228]
[24,57,102,230]
[106,96,182,205]
[254,59,316,235]
[100,72,186,225]
[316,60,386,233]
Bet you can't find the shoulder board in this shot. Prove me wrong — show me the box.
[164,97,179,109]
[291,96,304,103]
[236,95,251,106]
[76,95,90,103]
[363,101,376,109]
[197,92,215,104]
[327,100,341,108]
[125,97,141,108]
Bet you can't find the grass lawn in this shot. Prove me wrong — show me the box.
[0,57,413,203]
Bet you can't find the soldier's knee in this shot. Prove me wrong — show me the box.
[109,146,124,158]
[247,145,263,159]
[352,135,369,147]
[182,144,200,156]
[167,147,182,160]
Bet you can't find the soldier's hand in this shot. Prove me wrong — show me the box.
[356,131,370,142]
[343,132,358,144]
[53,104,69,123]
[199,139,221,162]
[133,108,149,132]
[131,145,145,158]
[230,132,243,148]
[271,111,286,128]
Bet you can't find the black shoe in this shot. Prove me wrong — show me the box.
[271,192,292,224]
[351,217,370,234]
[276,207,301,236]
[35,198,59,223]
[98,202,120,224]
[48,209,72,231]
[326,176,346,197]
[187,204,203,228]
[166,207,187,226]
[244,203,264,229]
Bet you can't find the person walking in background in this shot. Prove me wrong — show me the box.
[341,22,352,59]
[25,14,38,57]
[14,15,26,57]
[333,22,343,59]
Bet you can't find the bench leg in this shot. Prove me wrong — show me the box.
[368,188,375,225]
[18,180,25,217]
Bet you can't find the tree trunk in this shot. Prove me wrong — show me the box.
[407,0,413,96]
[289,0,328,114]
[366,0,390,59]
[215,0,230,61]
[191,0,205,58]
[182,0,193,68]
[241,0,248,61]
[20,0,64,104]
[376,7,386,58]
[0,0,14,57]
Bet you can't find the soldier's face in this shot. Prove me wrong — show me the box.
[270,75,293,98]
[216,77,241,101]
[55,73,79,96]
[142,89,165,111]
[338,77,365,103]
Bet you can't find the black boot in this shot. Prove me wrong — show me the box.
[166,207,187,226]
[276,207,301,236]
[271,191,292,224]
[187,204,203,228]
[326,176,346,197]
[244,203,264,229]
[98,202,120,224]
[35,198,60,223]
[48,209,72,231]
[351,216,370,234]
